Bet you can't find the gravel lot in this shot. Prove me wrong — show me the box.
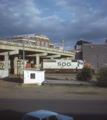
[45,73,98,81]
[0,73,107,100]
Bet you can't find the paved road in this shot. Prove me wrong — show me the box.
[0,99,107,120]
[0,74,107,120]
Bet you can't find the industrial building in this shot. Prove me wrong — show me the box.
[74,39,107,70]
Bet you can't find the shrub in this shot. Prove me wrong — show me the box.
[65,77,69,80]
[97,67,107,87]
[76,66,92,81]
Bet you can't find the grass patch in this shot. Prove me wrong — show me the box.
[65,77,69,80]
[69,91,99,95]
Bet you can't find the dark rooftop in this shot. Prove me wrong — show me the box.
[76,40,93,45]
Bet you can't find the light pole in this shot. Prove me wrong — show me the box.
[62,39,64,51]
[23,40,25,69]
[23,40,25,83]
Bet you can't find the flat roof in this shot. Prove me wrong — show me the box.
[76,40,92,45]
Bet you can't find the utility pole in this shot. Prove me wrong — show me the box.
[23,40,25,83]
[62,39,64,51]
[23,40,25,69]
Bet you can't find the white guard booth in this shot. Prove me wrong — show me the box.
[23,70,45,85]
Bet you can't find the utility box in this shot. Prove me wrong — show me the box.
[23,70,45,85]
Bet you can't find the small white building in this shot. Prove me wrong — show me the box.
[23,69,45,85]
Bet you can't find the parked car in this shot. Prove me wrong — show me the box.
[22,110,74,120]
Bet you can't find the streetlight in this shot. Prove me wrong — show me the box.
[62,39,64,51]
[23,40,25,69]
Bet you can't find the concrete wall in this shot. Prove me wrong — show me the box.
[0,69,8,79]
[0,54,9,79]
[82,44,107,69]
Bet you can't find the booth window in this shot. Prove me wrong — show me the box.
[30,73,35,79]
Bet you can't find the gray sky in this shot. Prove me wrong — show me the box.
[0,0,107,50]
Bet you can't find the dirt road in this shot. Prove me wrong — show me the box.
[0,73,107,100]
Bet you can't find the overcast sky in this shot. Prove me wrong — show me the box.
[0,0,107,50]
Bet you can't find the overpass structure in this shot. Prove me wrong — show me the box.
[0,40,75,74]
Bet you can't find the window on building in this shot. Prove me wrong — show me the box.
[79,45,82,49]
[50,45,53,48]
[29,41,31,45]
[42,41,44,46]
[24,41,28,44]
[37,41,40,46]
[46,42,48,47]
[30,73,35,79]
[31,42,35,46]
[18,41,22,43]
